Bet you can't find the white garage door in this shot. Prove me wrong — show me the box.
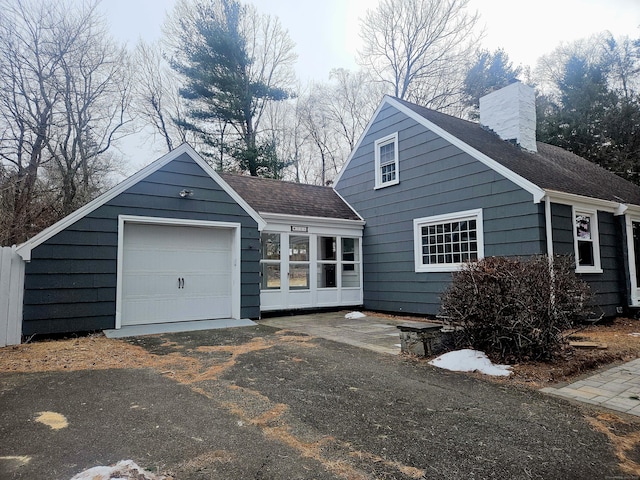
[121,223,233,326]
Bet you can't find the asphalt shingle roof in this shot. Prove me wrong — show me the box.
[219,173,361,220]
[395,97,640,207]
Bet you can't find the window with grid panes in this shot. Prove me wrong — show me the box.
[413,209,484,272]
[374,133,399,188]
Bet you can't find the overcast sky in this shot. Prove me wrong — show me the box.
[97,0,640,168]
[102,0,640,82]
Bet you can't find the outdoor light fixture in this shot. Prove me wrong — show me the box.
[179,189,193,198]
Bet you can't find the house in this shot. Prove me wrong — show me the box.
[14,145,364,336]
[10,81,640,338]
[334,81,640,318]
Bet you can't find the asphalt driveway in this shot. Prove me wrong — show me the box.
[0,322,634,479]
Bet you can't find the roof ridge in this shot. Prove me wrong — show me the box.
[219,172,333,190]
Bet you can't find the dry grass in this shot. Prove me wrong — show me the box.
[505,318,640,388]
[587,412,640,476]
[0,334,158,373]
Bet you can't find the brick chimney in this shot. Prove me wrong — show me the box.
[479,81,537,153]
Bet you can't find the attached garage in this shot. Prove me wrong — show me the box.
[17,145,265,336]
[118,218,240,327]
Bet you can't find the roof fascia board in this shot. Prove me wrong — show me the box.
[333,95,391,186]
[16,144,265,261]
[332,188,365,222]
[260,212,366,229]
[544,189,627,215]
[385,97,546,203]
[624,204,640,216]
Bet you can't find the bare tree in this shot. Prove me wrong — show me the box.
[602,33,640,99]
[0,0,131,243]
[358,0,481,110]
[260,72,384,186]
[133,41,185,153]
[47,6,132,214]
[324,69,382,152]
[0,0,67,244]
[298,88,343,186]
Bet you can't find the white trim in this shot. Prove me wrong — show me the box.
[624,204,640,216]
[374,132,399,189]
[572,206,603,274]
[332,188,366,222]
[545,190,628,215]
[115,215,242,329]
[335,96,546,203]
[259,212,365,231]
[545,196,554,258]
[16,143,266,261]
[413,209,484,273]
[625,215,640,306]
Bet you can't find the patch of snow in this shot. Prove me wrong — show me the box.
[628,333,640,337]
[345,311,366,319]
[70,460,164,480]
[428,349,512,377]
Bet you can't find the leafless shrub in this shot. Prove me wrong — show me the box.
[440,256,591,363]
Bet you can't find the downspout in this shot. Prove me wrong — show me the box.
[545,195,554,259]
[545,195,556,314]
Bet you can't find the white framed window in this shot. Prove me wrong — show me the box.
[573,207,602,273]
[413,209,484,272]
[260,233,281,289]
[341,237,360,287]
[374,132,399,189]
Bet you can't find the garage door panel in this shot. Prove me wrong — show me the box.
[124,274,180,296]
[183,273,231,294]
[121,223,234,326]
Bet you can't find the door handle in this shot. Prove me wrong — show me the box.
[178,277,185,289]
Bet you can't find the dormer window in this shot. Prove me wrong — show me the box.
[374,132,399,189]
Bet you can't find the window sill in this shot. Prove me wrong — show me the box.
[575,267,603,274]
[415,264,466,273]
[374,179,399,190]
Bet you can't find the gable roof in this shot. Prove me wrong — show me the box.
[336,95,640,208]
[220,173,362,221]
[395,97,640,207]
[16,144,266,261]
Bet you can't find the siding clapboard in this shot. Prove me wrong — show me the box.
[23,153,260,335]
[336,103,546,316]
[551,203,625,316]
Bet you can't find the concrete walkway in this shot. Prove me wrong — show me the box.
[262,311,640,418]
[542,358,640,416]
[259,311,430,355]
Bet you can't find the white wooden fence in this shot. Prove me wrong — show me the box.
[0,246,24,346]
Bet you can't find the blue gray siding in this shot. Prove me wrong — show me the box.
[23,153,260,335]
[551,203,626,317]
[336,104,546,316]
